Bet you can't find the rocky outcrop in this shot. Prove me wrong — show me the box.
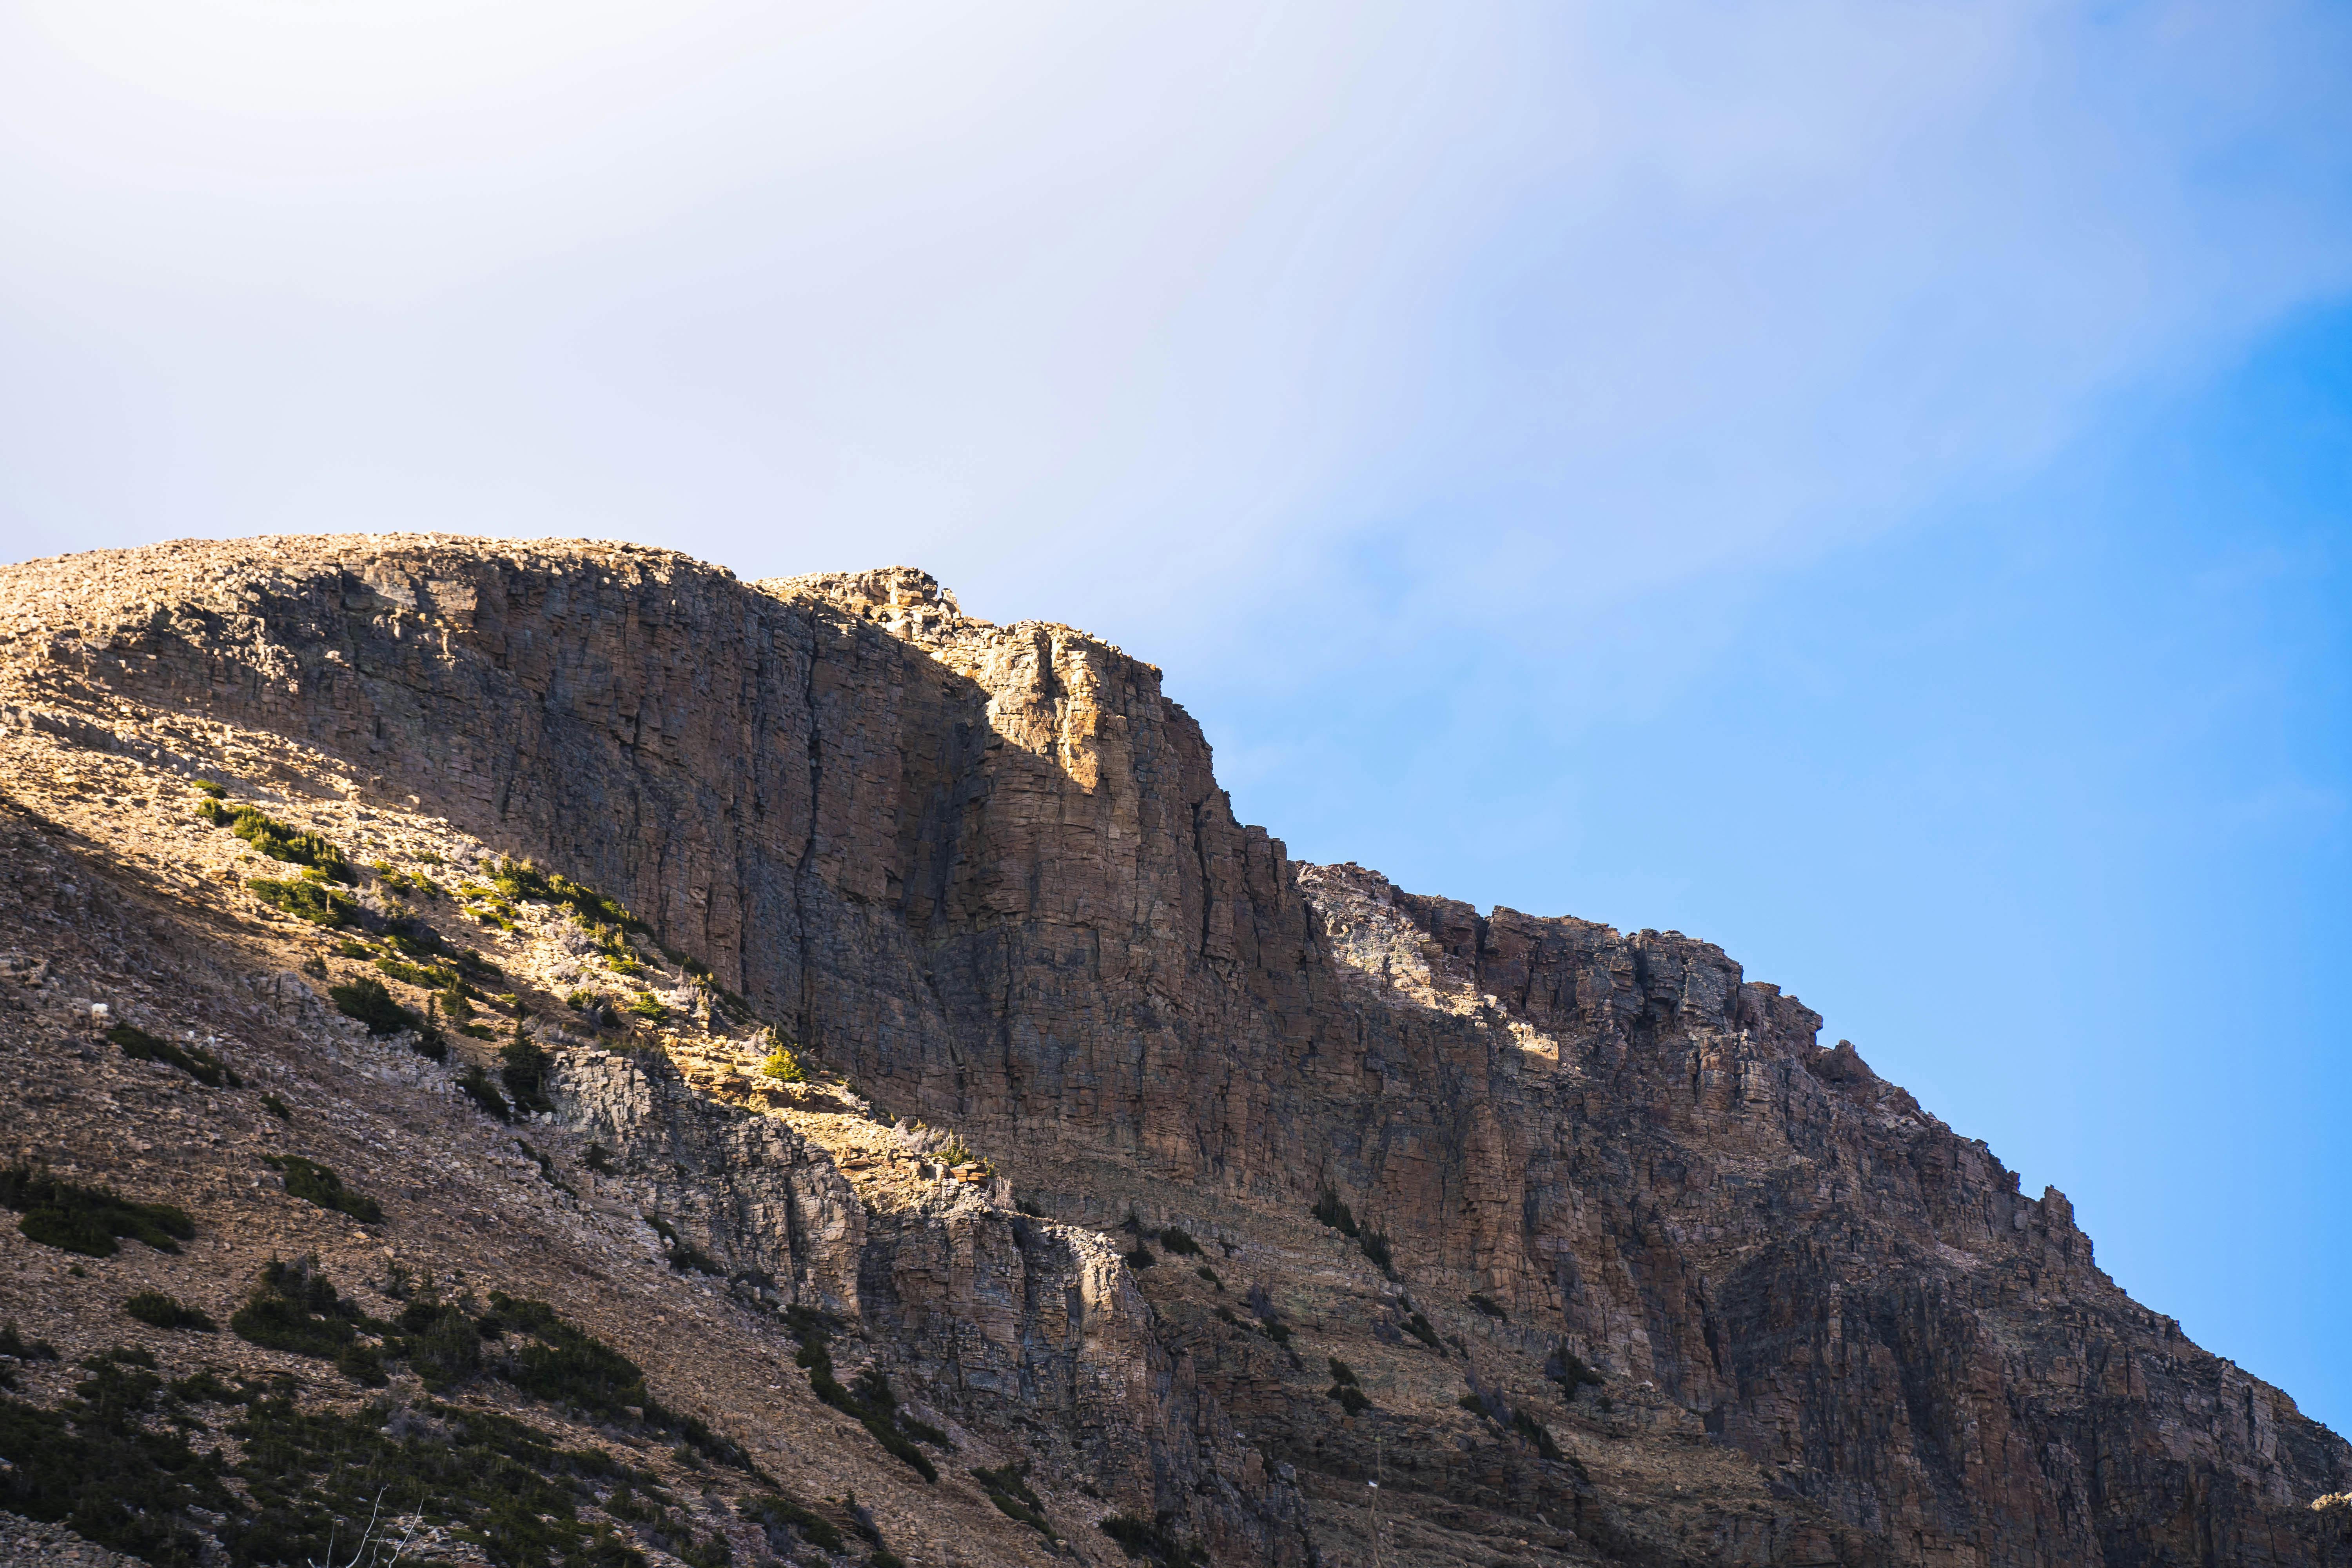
[4,534,2344,1566]
[0,1509,142,1567]
[548,1043,1308,1563]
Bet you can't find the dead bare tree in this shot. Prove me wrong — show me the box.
[306,1489,430,1568]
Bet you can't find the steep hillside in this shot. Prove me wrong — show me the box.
[0,535,2343,1568]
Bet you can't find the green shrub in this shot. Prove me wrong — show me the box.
[123,1292,215,1332]
[759,1047,805,1082]
[247,877,356,927]
[780,1309,936,1482]
[1157,1225,1202,1256]
[108,1022,241,1089]
[624,993,666,1023]
[739,1492,845,1554]
[458,1067,510,1121]
[259,1092,291,1121]
[1403,1311,1443,1350]
[216,1374,655,1567]
[1195,1265,1222,1289]
[565,988,601,1012]
[206,805,350,880]
[0,1323,58,1362]
[385,924,451,958]
[970,1462,1051,1538]
[261,1155,382,1224]
[333,1341,388,1387]
[373,954,455,989]
[1359,1227,1394,1275]
[407,1305,482,1391]
[1123,1246,1156,1269]
[456,883,521,930]
[327,976,419,1036]
[1328,1356,1357,1386]
[229,1257,361,1360]
[500,1033,553,1115]
[191,779,228,798]
[489,859,648,934]
[1330,1383,1370,1415]
[479,1293,655,1425]
[0,1348,234,1563]
[369,862,442,899]
[0,1167,194,1257]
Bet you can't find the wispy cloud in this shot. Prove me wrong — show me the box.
[2,1,2346,652]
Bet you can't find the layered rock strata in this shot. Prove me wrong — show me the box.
[2,534,2344,1567]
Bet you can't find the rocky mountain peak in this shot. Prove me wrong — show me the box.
[0,535,2343,1568]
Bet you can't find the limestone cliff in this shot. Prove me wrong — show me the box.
[0,534,2343,1568]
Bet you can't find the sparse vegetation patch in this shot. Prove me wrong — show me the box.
[327,975,431,1047]
[0,1165,194,1257]
[262,1154,383,1224]
[781,1307,940,1482]
[501,1031,555,1114]
[108,1022,242,1088]
[971,1461,1052,1539]
[247,876,357,926]
[0,1347,236,1564]
[1156,1225,1202,1256]
[490,859,649,935]
[200,802,351,880]
[124,1291,216,1332]
[459,1065,512,1120]
[738,1492,846,1554]
[369,860,443,899]
[229,1256,366,1364]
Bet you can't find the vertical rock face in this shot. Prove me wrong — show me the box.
[547,1047,1306,1562]
[5,534,2345,1566]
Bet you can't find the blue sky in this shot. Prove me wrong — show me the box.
[2,2,2346,1431]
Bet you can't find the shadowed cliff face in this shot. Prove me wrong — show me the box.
[5,534,2346,1568]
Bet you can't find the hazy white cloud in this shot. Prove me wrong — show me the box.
[2,0,2347,670]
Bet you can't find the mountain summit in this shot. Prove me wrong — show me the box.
[1,534,2343,1568]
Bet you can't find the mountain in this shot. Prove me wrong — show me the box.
[0,534,2344,1568]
